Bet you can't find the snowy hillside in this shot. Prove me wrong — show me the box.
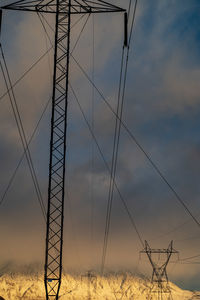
[0,272,199,299]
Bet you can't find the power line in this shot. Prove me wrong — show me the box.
[90,13,95,267]
[0,45,46,217]
[127,0,132,18]
[101,0,139,268]
[102,0,138,274]
[0,10,94,226]
[38,10,85,33]
[38,12,90,53]
[179,254,200,262]
[70,54,200,230]
[176,235,200,242]
[150,219,191,242]
[0,13,87,103]
[128,0,138,47]
[101,45,125,275]
[1,48,68,268]
[0,46,53,102]
[0,13,91,208]
[69,82,144,246]
[71,14,91,54]
[1,48,68,269]
[177,262,200,265]
[0,96,50,207]
[37,12,53,81]
[0,45,46,220]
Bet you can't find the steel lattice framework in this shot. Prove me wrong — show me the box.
[1,0,125,14]
[140,241,179,299]
[0,1,125,299]
[44,2,71,297]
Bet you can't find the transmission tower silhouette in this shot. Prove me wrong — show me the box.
[140,240,179,300]
[0,1,126,299]
[81,270,97,300]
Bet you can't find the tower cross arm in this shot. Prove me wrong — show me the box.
[0,0,126,14]
[140,240,179,293]
[140,249,178,254]
[140,240,179,254]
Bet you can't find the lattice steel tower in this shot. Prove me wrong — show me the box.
[140,241,179,299]
[0,1,126,299]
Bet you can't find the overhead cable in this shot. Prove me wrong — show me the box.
[0,13,87,103]
[101,0,138,274]
[90,13,95,266]
[71,54,200,230]
[37,12,53,79]
[0,46,53,102]
[69,82,144,246]
[0,12,91,213]
[101,46,125,275]
[0,97,50,207]
[179,254,200,262]
[0,45,46,220]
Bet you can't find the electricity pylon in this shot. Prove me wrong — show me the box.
[0,1,126,299]
[81,270,97,300]
[140,241,179,300]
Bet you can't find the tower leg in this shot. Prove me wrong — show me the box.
[44,1,71,299]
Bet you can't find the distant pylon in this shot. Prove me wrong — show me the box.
[140,240,179,300]
[81,270,97,300]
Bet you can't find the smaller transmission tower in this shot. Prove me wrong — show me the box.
[140,240,179,300]
[81,270,97,300]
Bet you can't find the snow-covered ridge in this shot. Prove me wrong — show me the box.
[0,272,199,299]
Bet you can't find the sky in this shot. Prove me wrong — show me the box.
[0,0,200,291]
